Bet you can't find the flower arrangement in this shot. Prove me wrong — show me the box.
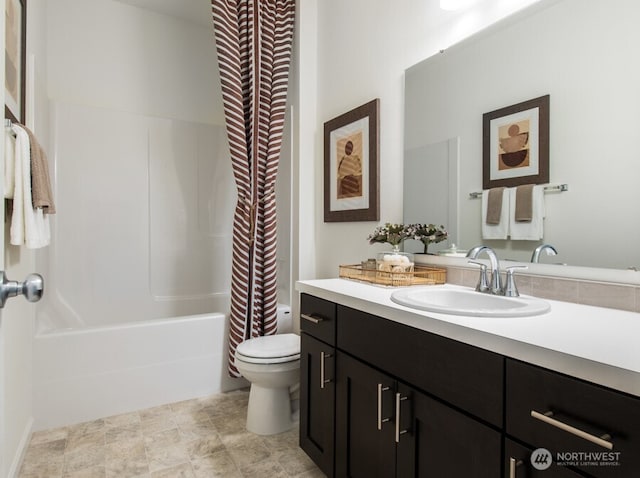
[406,223,448,254]
[367,223,448,254]
[367,223,409,249]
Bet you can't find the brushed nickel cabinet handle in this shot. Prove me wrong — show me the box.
[301,313,324,324]
[509,458,523,478]
[320,351,332,389]
[531,410,614,450]
[395,392,409,443]
[377,383,390,430]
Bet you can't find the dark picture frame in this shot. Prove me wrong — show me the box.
[5,0,26,124]
[482,95,549,189]
[324,99,379,222]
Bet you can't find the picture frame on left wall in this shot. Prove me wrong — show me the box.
[5,0,26,124]
[324,99,380,222]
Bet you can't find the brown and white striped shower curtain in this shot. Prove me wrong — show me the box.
[211,0,295,376]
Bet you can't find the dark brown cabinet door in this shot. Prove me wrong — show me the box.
[396,382,502,478]
[300,333,335,477]
[505,439,586,478]
[335,351,396,478]
[335,351,502,478]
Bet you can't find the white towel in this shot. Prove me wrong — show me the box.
[509,185,545,240]
[4,126,15,198]
[10,124,50,249]
[481,188,509,239]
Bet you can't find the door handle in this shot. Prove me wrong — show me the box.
[531,410,614,450]
[320,351,332,389]
[301,313,324,324]
[377,383,391,430]
[395,392,409,443]
[509,457,523,478]
[0,271,44,308]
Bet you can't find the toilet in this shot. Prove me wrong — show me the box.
[234,305,300,435]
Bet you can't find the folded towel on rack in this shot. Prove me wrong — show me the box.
[19,123,56,214]
[10,124,50,249]
[4,125,15,199]
[509,185,545,240]
[514,184,535,222]
[486,187,505,224]
[482,187,509,239]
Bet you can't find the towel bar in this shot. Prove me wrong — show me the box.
[469,183,568,199]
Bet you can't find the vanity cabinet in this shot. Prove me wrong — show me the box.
[299,294,337,478]
[299,292,640,478]
[335,351,501,478]
[506,359,640,478]
[300,295,502,478]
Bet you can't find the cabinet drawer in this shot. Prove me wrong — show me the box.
[300,294,336,345]
[337,305,504,427]
[506,359,640,477]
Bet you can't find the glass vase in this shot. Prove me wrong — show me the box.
[376,245,414,274]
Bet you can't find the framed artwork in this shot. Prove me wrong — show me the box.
[5,0,26,124]
[482,95,549,189]
[324,99,379,222]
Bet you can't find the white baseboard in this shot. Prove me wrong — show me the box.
[8,417,33,478]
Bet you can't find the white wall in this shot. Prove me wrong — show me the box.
[295,0,543,280]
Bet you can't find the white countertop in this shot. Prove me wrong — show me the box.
[296,279,640,398]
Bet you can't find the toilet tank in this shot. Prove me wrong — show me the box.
[277,304,293,334]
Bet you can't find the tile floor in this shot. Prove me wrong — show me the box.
[18,389,324,478]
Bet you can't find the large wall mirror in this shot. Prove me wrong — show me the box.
[404,0,640,273]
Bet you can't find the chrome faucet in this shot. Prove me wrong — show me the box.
[531,244,558,263]
[466,245,503,295]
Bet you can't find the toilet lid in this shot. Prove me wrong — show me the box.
[236,333,300,361]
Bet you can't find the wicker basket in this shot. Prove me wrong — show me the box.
[339,263,447,287]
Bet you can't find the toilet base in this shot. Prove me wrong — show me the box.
[246,384,294,435]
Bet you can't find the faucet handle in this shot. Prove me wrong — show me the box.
[468,260,490,293]
[504,265,528,297]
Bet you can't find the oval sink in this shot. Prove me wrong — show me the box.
[390,286,550,318]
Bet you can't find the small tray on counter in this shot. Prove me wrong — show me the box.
[339,264,447,287]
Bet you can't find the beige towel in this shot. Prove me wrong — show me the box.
[19,124,56,214]
[482,188,509,239]
[515,184,535,222]
[486,187,505,224]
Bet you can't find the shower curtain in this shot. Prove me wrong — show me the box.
[211,0,295,376]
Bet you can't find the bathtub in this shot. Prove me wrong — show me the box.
[32,311,246,431]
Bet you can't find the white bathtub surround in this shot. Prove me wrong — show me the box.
[39,101,235,332]
[32,313,247,431]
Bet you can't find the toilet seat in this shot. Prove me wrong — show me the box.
[235,333,300,364]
